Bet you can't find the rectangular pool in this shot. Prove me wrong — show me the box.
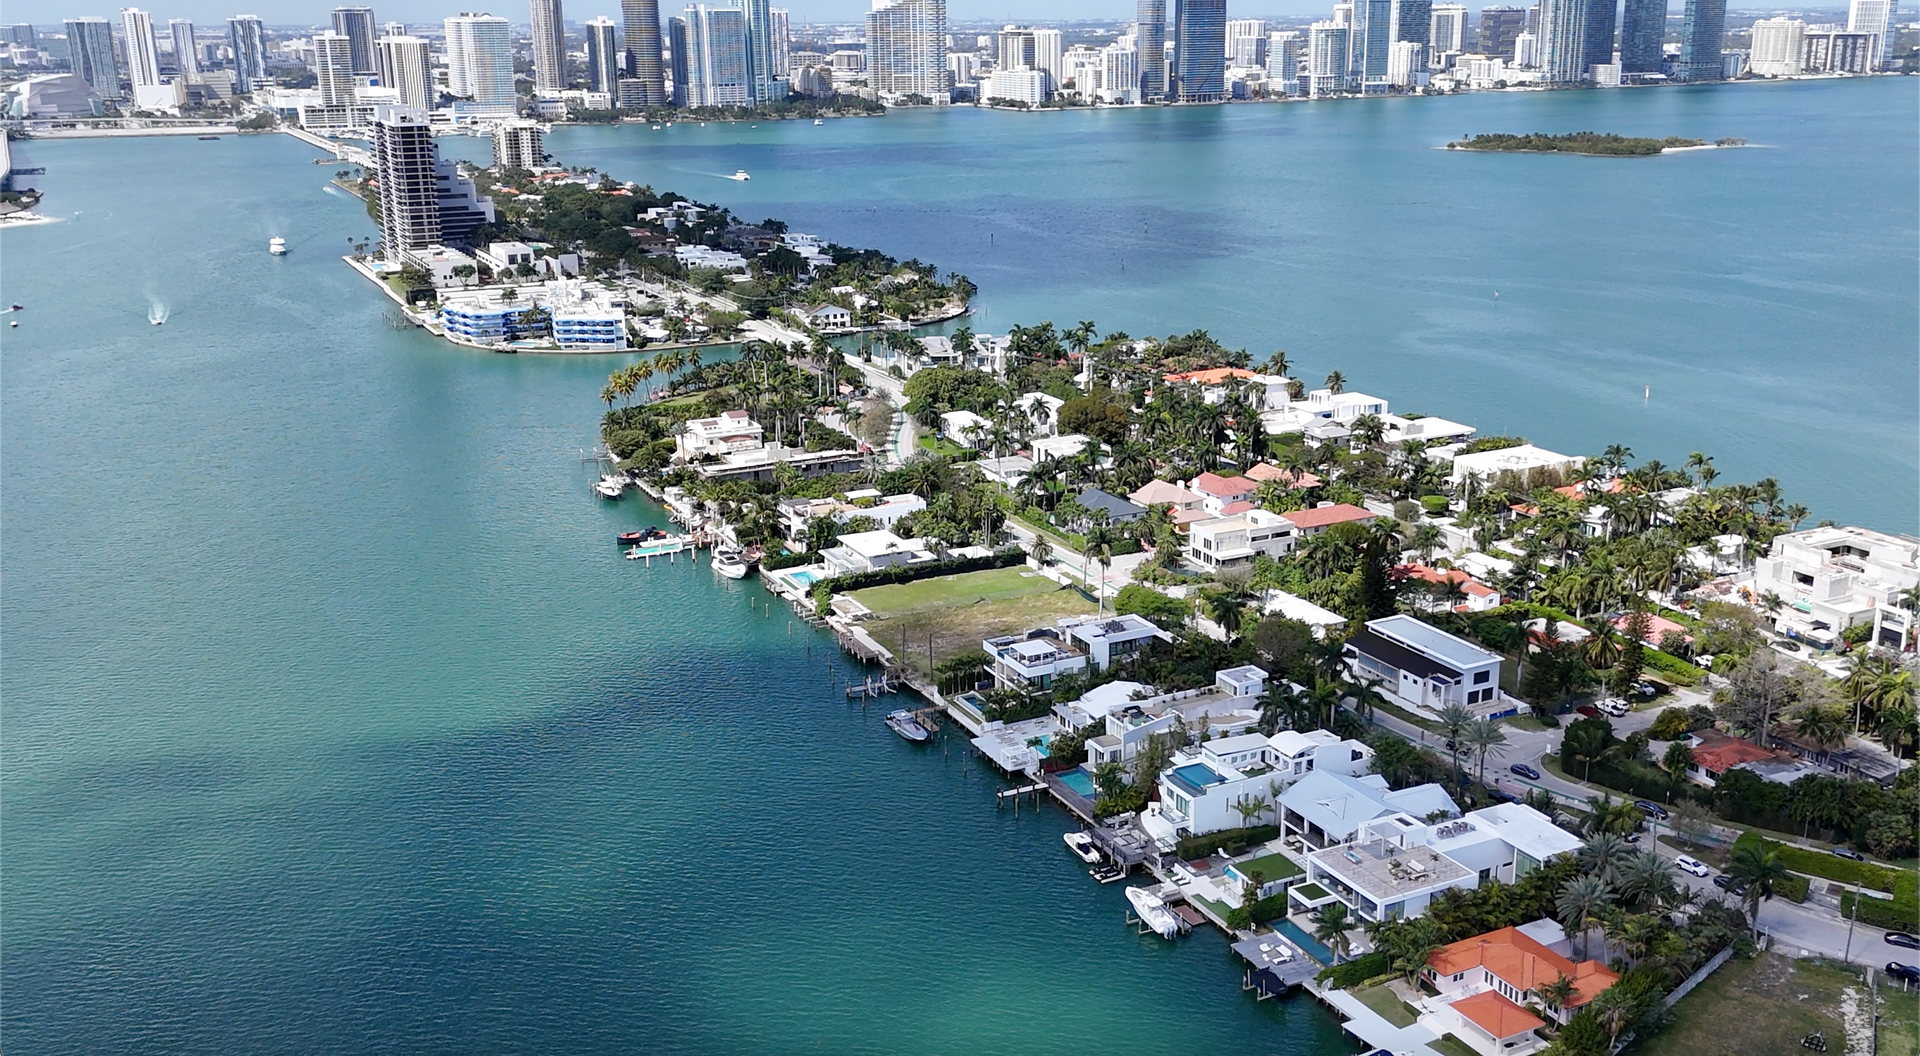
[1273,918,1335,965]
[787,570,818,587]
[1057,768,1095,797]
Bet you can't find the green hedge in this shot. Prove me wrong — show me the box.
[1735,833,1917,922]
[761,549,816,571]
[1778,874,1810,903]
[1225,890,1292,930]
[1175,825,1280,860]
[1316,951,1391,988]
[1842,889,1918,930]
[1640,648,1705,686]
[814,548,1026,593]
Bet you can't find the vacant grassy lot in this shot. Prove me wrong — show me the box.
[1644,952,1915,1056]
[1351,984,1418,1028]
[850,567,1095,674]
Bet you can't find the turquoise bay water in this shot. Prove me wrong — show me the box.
[549,78,1919,531]
[3,81,1914,1053]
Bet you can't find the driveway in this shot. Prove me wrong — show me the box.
[1650,842,1916,969]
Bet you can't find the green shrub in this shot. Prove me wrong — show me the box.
[1641,648,1704,686]
[1316,951,1392,988]
[761,549,815,571]
[1175,825,1280,860]
[1735,832,1917,922]
[1224,890,1292,930]
[1420,495,1450,514]
[1778,874,1810,903]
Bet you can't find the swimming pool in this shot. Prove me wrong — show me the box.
[1273,918,1335,965]
[1057,768,1095,797]
[786,570,819,587]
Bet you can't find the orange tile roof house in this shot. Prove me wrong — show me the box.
[1279,503,1376,536]
[1685,732,1782,786]
[1402,563,1503,613]
[1245,461,1323,489]
[1189,472,1259,514]
[1162,367,1259,384]
[1423,923,1617,1054]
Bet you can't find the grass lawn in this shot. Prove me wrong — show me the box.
[1233,851,1304,881]
[1640,952,1916,1056]
[1372,699,1437,732]
[1351,984,1418,1028]
[851,567,1096,675]
[1502,714,1554,732]
[1429,1034,1480,1056]
[917,434,972,458]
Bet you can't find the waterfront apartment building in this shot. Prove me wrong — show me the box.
[331,6,377,75]
[1538,0,1589,82]
[1847,0,1894,64]
[312,31,356,108]
[168,19,199,76]
[1617,0,1664,73]
[770,7,791,74]
[1226,17,1266,59]
[376,35,431,110]
[1173,0,1228,100]
[1476,5,1526,62]
[584,16,620,94]
[1387,38,1425,83]
[444,13,516,117]
[1137,0,1168,99]
[1032,27,1064,82]
[680,5,750,106]
[741,0,783,103]
[1676,0,1726,80]
[1392,0,1431,49]
[1581,0,1618,75]
[1308,20,1351,94]
[621,0,668,105]
[64,17,122,100]
[529,0,566,91]
[1102,42,1140,102]
[372,106,442,253]
[1801,27,1877,73]
[492,118,545,169]
[227,15,266,93]
[1749,17,1806,76]
[119,8,162,89]
[866,0,950,102]
[1347,0,1393,91]
[1430,4,1468,53]
[1266,33,1300,94]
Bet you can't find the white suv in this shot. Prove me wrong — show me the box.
[1674,855,1710,877]
[1599,698,1631,718]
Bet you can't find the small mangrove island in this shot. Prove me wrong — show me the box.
[1448,132,1748,156]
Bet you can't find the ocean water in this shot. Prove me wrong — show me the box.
[2,79,1914,1054]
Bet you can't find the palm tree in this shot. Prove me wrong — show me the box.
[1792,705,1848,752]
[1616,851,1676,910]
[1554,874,1613,960]
[1577,832,1634,883]
[1588,986,1638,1051]
[1436,702,1474,784]
[1463,718,1509,784]
[1561,722,1621,784]
[1409,523,1443,563]
[1725,842,1789,935]
[1324,370,1346,394]
[1232,795,1268,830]
[1083,523,1115,614]
[1311,902,1353,962]
[1029,534,1053,566]
[1534,973,1578,1018]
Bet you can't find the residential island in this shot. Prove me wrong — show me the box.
[1447,132,1750,156]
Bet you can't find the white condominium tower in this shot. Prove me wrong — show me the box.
[1225,18,1265,58]
[1429,3,1468,53]
[169,19,199,75]
[1308,19,1349,95]
[312,30,357,107]
[376,34,433,110]
[770,7,791,74]
[1847,0,1894,63]
[584,16,621,94]
[529,0,566,91]
[227,15,267,93]
[331,6,378,74]
[1747,17,1805,75]
[1031,27,1064,83]
[865,0,949,100]
[493,119,546,168]
[119,8,162,88]
[1538,0,1589,83]
[444,13,516,116]
[680,4,750,106]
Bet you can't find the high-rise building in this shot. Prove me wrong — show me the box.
[1801,27,1876,71]
[382,20,406,36]
[119,8,162,88]
[1514,30,1540,65]
[372,106,441,253]
[997,27,1036,69]
[1031,28,1064,83]
[3,24,37,47]
[1748,17,1805,75]
[1387,38,1425,81]
[1266,32,1300,93]
[1676,0,1725,80]
[493,118,545,167]
[1225,18,1266,57]
[66,17,123,99]
[1347,0,1393,90]
[1307,19,1350,94]
[444,13,516,114]
[376,35,432,109]
[1102,41,1139,101]
[1230,33,1267,65]
[227,15,267,93]
[666,17,690,105]
[1430,4,1468,53]
[1172,0,1227,101]
[1538,0,1589,82]
[1581,0,1618,73]
[168,19,199,76]
[331,6,377,75]
[1136,0,1167,99]
[866,0,949,101]
[1617,0,1664,72]
[770,8,791,74]
[1392,0,1431,48]
[621,0,667,105]
[1847,0,1894,64]
[529,0,566,90]
[1477,6,1527,60]
[681,4,749,106]
[312,30,356,107]
[740,0,780,102]
[585,16,621,93]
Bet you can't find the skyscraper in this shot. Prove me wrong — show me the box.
[1538,0,1590,82]
[1031,28,1064,84]
[530,0,566,90]
[1136,0,1167,100]
[1617,0,1663,72]
[227,15,267,93]
[997,28,1036,69]
[493,118,545,168]
[1748,17,1805,75]
[585,16,621,93]
[1172,0,1226,101]
[67,16,123,99]
[866,0,949,100]
[1225,18,1266,58]
[444,13,516,114]
[666,16,690,105]
[1347,0,1393,90]
[621,0,667,105]
[1676,0,1725,80]
[741,0,782,103]
[680,4,749,105]
[371,106,441,253]
[169,19,199,76]
[312,30,356,107]
[1581,0,1618,73]
[1392,0,1431,49]
[1847,0,1894,64]
[331,6,377,75]
[375,34,432,109]
[1307,19,1350,94]
[119,8,162,88]
[1477,6,1526,60]
[3,24,38,47]
[1430,3,1468,53]
[770,8,791,74]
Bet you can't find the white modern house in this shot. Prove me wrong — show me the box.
[1139,728,1377,847]
[938,409,991,447]
[1749,525,1919,652]
[1083,666,1269,768]
[1186,509,1297,572]
[1062,613,1171,668]
[675,409,765,460]
[1344,614,1508,718]
[819,529,938,576]
[1013,391,1065,436]
[1446,444,1581,487]
[1275,769,1460,850]
[984,614,1171,690]
[776,491,927,546]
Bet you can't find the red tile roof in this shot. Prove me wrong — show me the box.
[1402,564,1499,598]
[1220,500,1256,515]
[1429,927,1617,1010]
[1282,503,1376,530]
[1246,462,1323,488]
[1191,472,1258,498]
[1690,735,1777,775]
[1163,367,1259,384]
[1451,990,1548,1040]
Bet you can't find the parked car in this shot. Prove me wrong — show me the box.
[1886,932,1920,950]
[1509,763,1542,781]
[1675,855,1711,877]
[1631,680,1659,698]
[1886,963,1920,984]
[1576,705,1601,718]
[1599,698,1631,718]
[1831,847,1866,862]
[1635,800,1670,821]
[1713,874,1746,895]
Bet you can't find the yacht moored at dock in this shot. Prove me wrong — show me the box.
[1063,832,1102,864]
[884,709,931,742]
[594,475,625,498]
[1125,886,1181,939]
[711,547,750,579]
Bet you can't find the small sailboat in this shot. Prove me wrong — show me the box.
[728,169,751,181]
[711,546,750,579]
[884,709,931,743]
[269,237,287,255]
[1126,887,1181,939]
[1063,832,1102,864]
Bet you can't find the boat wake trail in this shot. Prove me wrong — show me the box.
[148,300,170,325]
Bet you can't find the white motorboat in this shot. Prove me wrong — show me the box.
[269,237,287,255]
[814,119,824,125]
[711,547,750,579]
[884,709,931,743]
[593,475,625,498]
[1063,832,1102,865]
[728,169,750,181]
[1126,886,1181,939]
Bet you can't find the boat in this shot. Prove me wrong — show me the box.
[651,124,662,130]
[593,475,625,498]
[7,320,15,328]
[728,169,750,181]
[814,119,824,125]
[1063,832,1102,865]
[884,709,931,743]
[269,237,287,255]
[617,530,644,545]
[1126,887,1181,939]
[711,546,750,579]
[197,135,221,140]
[1090,863,1128,884]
